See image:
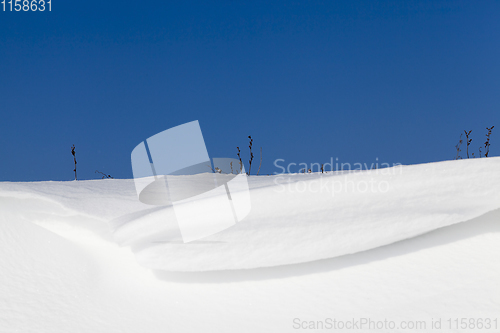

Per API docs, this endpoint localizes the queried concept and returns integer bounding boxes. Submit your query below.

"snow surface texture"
[1,158,499,332]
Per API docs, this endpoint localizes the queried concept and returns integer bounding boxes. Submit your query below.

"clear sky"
[1,0,499,181]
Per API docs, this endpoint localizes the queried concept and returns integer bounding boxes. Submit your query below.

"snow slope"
[1,158,499,332]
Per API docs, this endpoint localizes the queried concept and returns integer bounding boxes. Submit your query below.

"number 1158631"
[2,0,51,11]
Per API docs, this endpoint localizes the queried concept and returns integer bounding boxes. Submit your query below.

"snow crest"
[2,158,499,272]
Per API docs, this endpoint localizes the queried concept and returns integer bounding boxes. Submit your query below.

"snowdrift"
[1,158,499,332]
[2,158,499,271]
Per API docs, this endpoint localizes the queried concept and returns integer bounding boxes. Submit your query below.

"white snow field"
[1,157,499,332]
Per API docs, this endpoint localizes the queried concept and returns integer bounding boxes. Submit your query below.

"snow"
[1,157,499,332]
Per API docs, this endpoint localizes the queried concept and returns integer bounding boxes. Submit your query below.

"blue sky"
[1,0,499,181]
